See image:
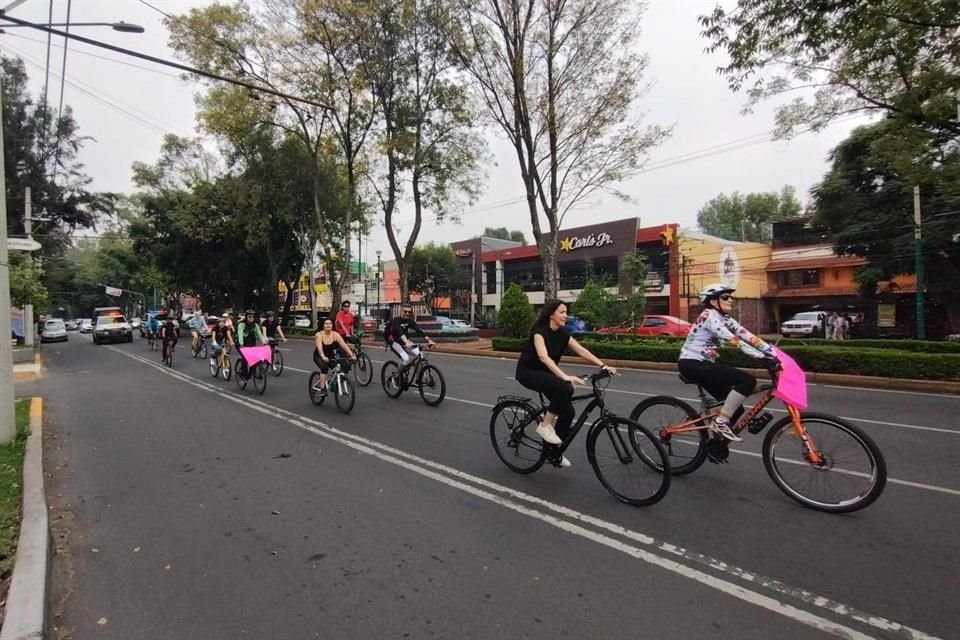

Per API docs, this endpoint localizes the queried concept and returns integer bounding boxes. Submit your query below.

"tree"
[483,227,526,244]
[697,186,801,242]
[9,252,47,310]
[406,243,467,312]
[619,251,648,329]
[496,283,535,337]
[452,0,669,300]
[573,280,617,328]
[811,120,960,332]
[700,0,960,141]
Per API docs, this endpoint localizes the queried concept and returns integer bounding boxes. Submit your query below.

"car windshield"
[45,320,64,328]
[792,312,821,321]
[97,316,127,326]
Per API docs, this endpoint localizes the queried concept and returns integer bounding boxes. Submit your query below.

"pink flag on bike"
[771,347,807,409]
[239,345,272,368]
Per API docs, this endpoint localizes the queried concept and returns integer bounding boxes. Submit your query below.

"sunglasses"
[719,294,733,301]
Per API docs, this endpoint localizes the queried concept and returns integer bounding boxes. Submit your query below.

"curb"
[1,397,49,640]
[428,346,960,395]
[13,354,41,382]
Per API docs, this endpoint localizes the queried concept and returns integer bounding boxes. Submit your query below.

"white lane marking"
[819,384,960,400]
[109,346,941,640]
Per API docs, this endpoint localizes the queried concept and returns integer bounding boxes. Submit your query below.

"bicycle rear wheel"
[381,361,403,398]
[353,352,373,386]
[489,400,546,474]
[630,396,708,475]
[308,372,326,406]
[417,364,446,406]
[587,417,671,507]
[334,375,356,414]
[253,362,268,395]
[762,412,886,513]
[271,348,284,376]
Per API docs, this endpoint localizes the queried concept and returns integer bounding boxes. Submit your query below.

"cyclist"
[261,310,287,343]
[312,317,357,396]
[335,300,361,349]
[515,299,614,468]
[235,309,267,378]
[385,304,435,368]
[211,316,235,362]
[187,311,206,351]
[678,283,779,442]
[146,314,160,341]
[159,315,179,362]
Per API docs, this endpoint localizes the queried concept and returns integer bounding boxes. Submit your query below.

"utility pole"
[0,74,15,442]
[914,186,926,340]
[23,186,34,347]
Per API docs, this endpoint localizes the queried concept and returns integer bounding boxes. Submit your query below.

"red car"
[597,315,691,337]
[359,315,378,332]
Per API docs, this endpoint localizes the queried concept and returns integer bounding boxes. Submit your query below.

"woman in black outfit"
[515,300,616,468]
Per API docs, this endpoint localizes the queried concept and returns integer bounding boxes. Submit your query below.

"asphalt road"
[25,335,960,640]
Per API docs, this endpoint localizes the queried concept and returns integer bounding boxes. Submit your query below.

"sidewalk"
[13,353,41,381]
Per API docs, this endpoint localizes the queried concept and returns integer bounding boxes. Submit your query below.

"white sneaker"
[558,455,572,468]
[536,423,563,445]
[709,417,743,442]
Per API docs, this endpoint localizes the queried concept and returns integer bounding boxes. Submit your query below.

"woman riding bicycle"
[313,318,357,396]
[515,299,615,468]
[679,283,779,442]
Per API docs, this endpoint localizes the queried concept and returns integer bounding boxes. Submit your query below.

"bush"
[496,284,535,338]
[572,280,616,327]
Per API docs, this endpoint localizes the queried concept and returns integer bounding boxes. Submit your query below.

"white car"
[450,319,470,328]
[41,318,68,343]
[293,315,311,328]
[781,311,826,338]
[78,319,93,334]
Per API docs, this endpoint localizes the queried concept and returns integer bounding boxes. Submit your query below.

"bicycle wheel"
[417,364,446,406]
[271,348,284,376]
[308,372,326,406]
[334,374,356,414]
[209,355,220,378]
[221,356,232,381]
[381,361,403,399]
[630,396,708,475]
[253,362,268,395]
[235,358,248,389]
[199,341,208,360]
[489,399,546,474]
[353,352,373,386]
[587,416,671,507]
[762,412,887,513]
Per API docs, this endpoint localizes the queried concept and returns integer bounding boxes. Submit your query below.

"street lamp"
[376,250,382,324]
[0,11,145,444]
[0,21,146,33]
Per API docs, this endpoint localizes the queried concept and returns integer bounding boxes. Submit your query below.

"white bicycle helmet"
[699,282,735,304]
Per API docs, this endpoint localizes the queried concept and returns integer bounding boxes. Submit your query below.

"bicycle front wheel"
[381,361,403,398]
[587,417,671,507]
[253,362,268,395]
[271,348,284,376]
[489,400,546,474]
[762,412,886,513]
[209,356,220,378]
[334,375,356,414]
[308,372,326,406]
[353,352,373,386]
[630,396,708,475]
[417,364,446,406]
[199,341,208,359]
[235,358,248,389]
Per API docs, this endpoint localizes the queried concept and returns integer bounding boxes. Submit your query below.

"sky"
[0,0,874,263]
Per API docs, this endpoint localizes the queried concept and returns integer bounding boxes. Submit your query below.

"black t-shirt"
[161,320,178,341]
[214,326,232,344]
[517,325,570,372]
[263,319,280,338]
[387,317,424,343]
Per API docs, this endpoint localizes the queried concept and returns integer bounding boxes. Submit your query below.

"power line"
[50,0,71,183]
[3,31,183,78]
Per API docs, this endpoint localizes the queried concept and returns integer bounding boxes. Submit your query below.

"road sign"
[7,237,41,251]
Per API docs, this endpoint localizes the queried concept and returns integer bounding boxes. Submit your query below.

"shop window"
[779,269,820,288]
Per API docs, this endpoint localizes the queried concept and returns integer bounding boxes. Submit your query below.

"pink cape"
[239,345,273,367]
[771,346,807,410]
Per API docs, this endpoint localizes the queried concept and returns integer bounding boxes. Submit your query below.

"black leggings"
[515,366,576,438]
[678,358,756,404]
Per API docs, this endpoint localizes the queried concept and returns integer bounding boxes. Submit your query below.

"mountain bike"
[381,345,445,406]
[350,336,373,386]
[268,338,284,376]
[191,333,208,359]
[208,343,232,381]
[162,340,175,368]
[308,358,356,414]
[147,330,158,352]
[629,357,886,513]
[235,345,270,395]
[490,369,671,507]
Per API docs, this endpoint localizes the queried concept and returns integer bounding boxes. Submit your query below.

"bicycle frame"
[519,377,615,456]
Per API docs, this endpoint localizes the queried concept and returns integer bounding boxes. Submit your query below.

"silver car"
[41,318,69,343]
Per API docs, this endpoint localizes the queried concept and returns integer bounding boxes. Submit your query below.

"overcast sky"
[2,0,873,262]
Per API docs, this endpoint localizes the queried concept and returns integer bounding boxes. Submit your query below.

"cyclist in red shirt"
[335,300,361,349]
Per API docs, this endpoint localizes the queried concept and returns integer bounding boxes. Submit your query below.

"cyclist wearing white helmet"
[678,283,779,441]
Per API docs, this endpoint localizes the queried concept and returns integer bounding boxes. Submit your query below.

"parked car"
[436,316,473,333]
[64,319,79,331]
[93,315,134,344]
[450,319,470,328]
[359,315,377,332]
[597,315,692,337]
[293,315,311,328]
[780,311,826,338]
[40,318,68,343]
[78,318,93,334]
[129,317,142,331]
[564,315,589,334]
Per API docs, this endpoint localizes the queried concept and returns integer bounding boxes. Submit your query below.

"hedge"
[491,337,960,381]
[573,332,960,353]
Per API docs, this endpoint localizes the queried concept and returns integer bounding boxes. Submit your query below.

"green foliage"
[573,281,618,327]
[496,284,535,338]
[1,400,30,577]
[700,0,960,142]
[406,243,467,310]
[9,252,47,309]
[484,227,526,245]
[619,251,648,327]
[697,186,801,242]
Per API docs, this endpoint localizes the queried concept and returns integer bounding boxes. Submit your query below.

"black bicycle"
[381,345,446,406]
[268,338,284,376]
[490,370,671,507]
[191,334,208,359]
[235,350,269,395]
[350,336,373,387]
[162,341,175,368]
